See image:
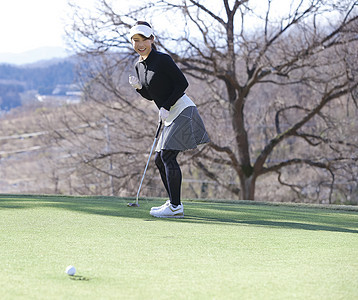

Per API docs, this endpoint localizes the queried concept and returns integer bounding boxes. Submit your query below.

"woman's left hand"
[159,107,170,121]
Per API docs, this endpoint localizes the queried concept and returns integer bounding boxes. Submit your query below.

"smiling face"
[131,34,154,60]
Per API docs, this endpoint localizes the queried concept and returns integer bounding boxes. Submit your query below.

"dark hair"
[134,21,157,50]
[135,21,152,28]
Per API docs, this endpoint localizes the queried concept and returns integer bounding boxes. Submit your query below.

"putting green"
[0,195,357,299]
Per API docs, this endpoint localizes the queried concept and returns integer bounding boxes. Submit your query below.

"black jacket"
[135,49,188,110]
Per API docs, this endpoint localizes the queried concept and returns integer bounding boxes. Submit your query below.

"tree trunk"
[228,84,255,200]
[240,175,256,200]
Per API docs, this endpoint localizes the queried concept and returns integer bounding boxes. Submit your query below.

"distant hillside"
[0,58,77,111]
[0,47,70,65]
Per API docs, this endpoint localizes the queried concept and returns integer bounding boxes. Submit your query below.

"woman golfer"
[129,21,210,218]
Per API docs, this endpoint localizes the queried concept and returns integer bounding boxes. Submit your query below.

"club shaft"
[136,137,158,204]
[135,121,162,205]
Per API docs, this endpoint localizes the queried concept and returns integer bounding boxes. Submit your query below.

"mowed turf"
[0,195,357,299]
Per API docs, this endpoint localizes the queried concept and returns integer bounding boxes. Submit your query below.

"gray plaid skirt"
[156,106,210,152]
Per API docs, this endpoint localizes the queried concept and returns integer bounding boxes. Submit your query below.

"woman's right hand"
[129,75,142,90]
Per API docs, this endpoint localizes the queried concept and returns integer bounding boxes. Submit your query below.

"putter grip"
[155,121,163,138]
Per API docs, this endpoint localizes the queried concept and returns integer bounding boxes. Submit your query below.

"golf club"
[128,120,163,207]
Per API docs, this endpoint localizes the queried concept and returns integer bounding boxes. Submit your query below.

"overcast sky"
[0,0,298,54]
[0,0,65,53]
[0,0,95,53]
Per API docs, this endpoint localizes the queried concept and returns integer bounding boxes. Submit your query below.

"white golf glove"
[129,75,142,90]
[159,107,170,122]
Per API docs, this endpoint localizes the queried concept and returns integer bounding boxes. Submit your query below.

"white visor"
[128,25,154,40]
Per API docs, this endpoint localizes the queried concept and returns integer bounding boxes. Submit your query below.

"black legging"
[154,150,182,206]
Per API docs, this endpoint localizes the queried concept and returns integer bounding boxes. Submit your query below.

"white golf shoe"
[150,203,184,218]
[150,200,170,212]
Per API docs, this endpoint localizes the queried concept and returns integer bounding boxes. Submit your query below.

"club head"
[127,202,139,207]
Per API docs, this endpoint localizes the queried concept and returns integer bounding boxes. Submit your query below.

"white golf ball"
[65,265,76,276]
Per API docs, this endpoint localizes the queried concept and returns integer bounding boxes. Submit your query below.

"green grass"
[0,194,357,299]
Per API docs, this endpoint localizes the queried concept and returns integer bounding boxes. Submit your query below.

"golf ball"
[65,265,76,276]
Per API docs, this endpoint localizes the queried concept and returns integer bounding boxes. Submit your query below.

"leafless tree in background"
[63,0,358,203]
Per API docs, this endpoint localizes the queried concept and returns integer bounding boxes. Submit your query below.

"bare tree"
[65,0,358,202]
